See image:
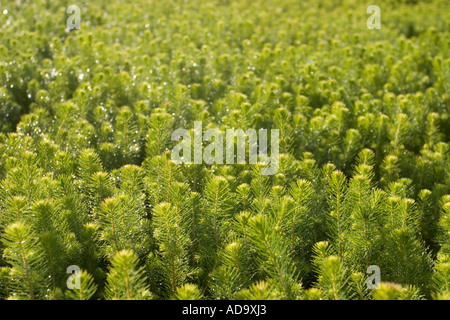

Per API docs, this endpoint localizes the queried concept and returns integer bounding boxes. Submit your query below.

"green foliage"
[2,222,49,300]
[146,111,175,159]
[234,281,281,300]
[311,241,352,300]
[149,202,195,297]
[0,0,449,300]
[174,283,203,300]
[372,282,423,300]
[104,250,151,300]
[65,270,98,300]
[247,214,301,299]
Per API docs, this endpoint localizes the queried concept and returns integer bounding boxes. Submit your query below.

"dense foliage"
[0,0,449,300]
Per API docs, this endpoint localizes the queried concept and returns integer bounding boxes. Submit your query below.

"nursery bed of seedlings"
[0,0,449,300]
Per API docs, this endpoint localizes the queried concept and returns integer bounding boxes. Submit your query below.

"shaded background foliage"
[0,0,449,299]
